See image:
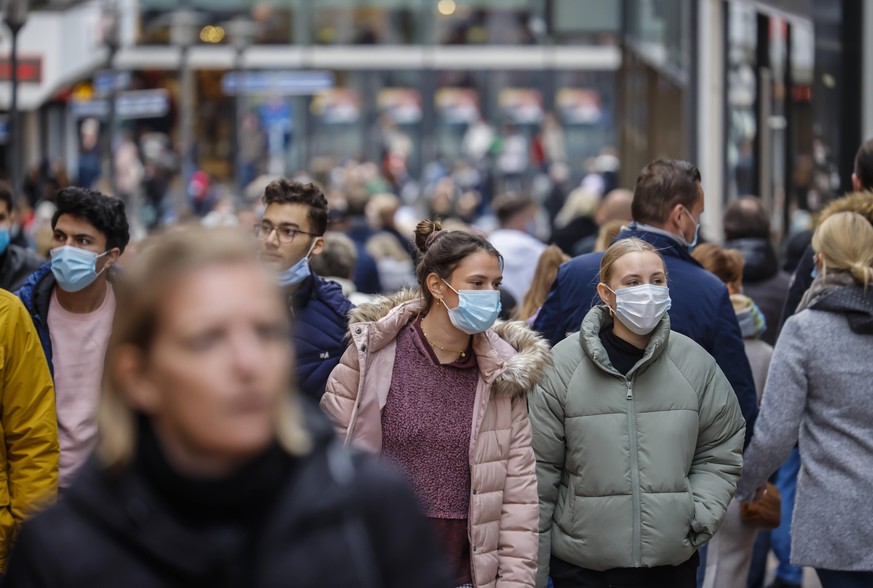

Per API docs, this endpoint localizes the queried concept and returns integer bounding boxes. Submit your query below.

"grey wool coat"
[738,281,873,572]
[529,307,745,587]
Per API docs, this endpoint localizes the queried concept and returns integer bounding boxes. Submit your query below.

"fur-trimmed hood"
[346,289,551,398]
[819,191,873,225]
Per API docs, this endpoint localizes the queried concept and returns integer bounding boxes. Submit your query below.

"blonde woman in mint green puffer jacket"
[529,238,745,588]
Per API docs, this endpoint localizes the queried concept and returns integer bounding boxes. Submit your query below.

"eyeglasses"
[253,223,318,244]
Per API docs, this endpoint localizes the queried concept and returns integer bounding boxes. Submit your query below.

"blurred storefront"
[114,0,623,185]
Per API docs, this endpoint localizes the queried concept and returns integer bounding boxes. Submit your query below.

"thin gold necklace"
[421,328,467,359]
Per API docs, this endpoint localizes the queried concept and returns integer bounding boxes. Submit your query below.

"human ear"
[103,247,122,269]
[310,236,325,257]
[596,282,613,307]
[852,173,862,193]
[425,272,445,301]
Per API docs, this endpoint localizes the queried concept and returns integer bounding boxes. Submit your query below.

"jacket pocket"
[555,476,575,533]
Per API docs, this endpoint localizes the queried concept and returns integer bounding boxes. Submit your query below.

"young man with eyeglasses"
[255,179,353,401]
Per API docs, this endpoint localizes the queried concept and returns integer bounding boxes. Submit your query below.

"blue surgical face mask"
[441,280,502,335]
[50,245,110,292]
[682,206,701,250]
[0,228,9,255]
[276,240,316,288]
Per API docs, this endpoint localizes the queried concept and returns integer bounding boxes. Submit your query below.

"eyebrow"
[55,230,97,240]
[621,272,665,279]
[466,274,502,281]
[261,220,301,229]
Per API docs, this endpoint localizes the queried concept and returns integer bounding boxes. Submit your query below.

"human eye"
[52,231,65,242]
[626,279,640,287]
[76,237,92,246]
[185,328,224,352]
[279,228,297,240]
[256,322,288,342]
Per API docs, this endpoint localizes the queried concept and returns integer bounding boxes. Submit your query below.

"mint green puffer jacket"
[529,306,744,586]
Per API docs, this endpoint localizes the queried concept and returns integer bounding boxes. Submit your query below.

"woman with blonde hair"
[323,219,549,588]
[738,211,873,588]
[515,245,570,324]
[6,228,451,588]
[530,237,745,588]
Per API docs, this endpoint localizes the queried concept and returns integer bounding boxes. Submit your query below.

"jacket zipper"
[626,379,642,567]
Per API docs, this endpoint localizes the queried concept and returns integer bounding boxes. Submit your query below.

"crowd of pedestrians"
[0,136,870,588]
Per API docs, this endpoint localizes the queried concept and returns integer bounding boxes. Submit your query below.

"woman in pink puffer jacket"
[322,219,549,588]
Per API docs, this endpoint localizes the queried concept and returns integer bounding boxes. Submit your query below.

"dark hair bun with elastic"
[414,219,443,254]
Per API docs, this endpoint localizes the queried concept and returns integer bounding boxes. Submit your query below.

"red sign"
[0,57,42,83]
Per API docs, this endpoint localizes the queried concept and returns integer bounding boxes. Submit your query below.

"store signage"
[70,89,169,119]
[0,57,42,83]
[222,71,334,96]
[94,70,131,96]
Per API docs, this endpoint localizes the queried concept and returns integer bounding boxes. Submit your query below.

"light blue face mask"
[441,280,502,335]
[50,245,109,293]
[276,240,316,288]
[0,228,9,255]
[682,206,701,250]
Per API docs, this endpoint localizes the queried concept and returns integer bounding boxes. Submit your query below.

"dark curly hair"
[51,187,130,253]
[262,179,329,236]
[413,219,503,308]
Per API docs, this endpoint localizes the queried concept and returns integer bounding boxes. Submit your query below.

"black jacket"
[5,405,451,588]
[0,245,43,292]
[724,238,790,346]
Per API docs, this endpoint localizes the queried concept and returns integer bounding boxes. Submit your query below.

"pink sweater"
[380,317,477,519]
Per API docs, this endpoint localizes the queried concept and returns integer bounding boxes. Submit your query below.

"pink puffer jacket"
[322,291,550,588]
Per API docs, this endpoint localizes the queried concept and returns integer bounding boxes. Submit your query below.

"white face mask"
[604,284,672,336]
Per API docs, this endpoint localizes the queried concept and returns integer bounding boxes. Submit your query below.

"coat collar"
[620,224,700,265]
[348,289,551,398]
[579,305,671,379]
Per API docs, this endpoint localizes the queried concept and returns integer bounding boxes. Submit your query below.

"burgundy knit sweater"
[381,316,478,583]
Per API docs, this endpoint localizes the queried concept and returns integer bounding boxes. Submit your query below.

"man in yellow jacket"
[0,288,58,572]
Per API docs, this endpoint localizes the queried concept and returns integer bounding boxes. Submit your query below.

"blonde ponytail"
[849,262,873,290]
[813,212,873,289]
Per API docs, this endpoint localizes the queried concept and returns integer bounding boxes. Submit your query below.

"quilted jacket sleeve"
[320,342,362,442]
[527,367,567,588]
[688,361,745,547]
[496,393,539,587]
[1,294,58,571]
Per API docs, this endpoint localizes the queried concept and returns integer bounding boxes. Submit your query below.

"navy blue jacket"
[534,226,758,446]
[291,273,354,402]
[16,263,58,375]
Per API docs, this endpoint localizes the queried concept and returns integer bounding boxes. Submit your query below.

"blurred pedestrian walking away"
[323,220,550,587]
[530,238,745,588]
[738,211,873,588]
[5,228,452,588]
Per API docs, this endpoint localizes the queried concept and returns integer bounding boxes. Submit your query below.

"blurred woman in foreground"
[6,228,450,588]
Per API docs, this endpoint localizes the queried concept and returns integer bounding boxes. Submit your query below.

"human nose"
[264,227,280,246]
[229,329,262,380]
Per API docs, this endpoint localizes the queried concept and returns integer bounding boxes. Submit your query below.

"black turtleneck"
[136,418,294,527]
[599,326,645,376]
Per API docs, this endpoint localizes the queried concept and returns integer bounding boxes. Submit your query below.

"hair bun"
[425,230,448,248]
[413,219,443,254]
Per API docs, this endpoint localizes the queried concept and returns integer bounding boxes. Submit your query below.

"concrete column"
[696,0,725,243]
